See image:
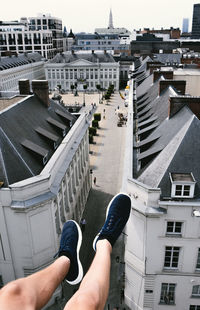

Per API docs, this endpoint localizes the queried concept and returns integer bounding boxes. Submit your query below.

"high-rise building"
[192,3,200,38]
[0,14,64,59]
[182,18,189,33]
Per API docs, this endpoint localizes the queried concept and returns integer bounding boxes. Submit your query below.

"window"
[170,173,196,198]
[164,246,180,269]
[160,283,176,304]
[196,249,200,270]
[166,222,182,236]
[190,306,200,310]
[175,184,190,196]
[192,285,200,297]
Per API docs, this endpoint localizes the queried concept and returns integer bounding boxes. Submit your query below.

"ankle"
[96,239,112,253]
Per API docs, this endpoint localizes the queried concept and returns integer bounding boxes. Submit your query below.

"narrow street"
[50,92,129,310]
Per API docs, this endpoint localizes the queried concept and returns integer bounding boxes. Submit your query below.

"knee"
[74,292,101,310]
[0,281,23,297]
[0,279,35,307]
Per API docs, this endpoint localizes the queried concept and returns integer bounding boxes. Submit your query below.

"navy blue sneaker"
[58,220,83,285]
[93,193,131,250]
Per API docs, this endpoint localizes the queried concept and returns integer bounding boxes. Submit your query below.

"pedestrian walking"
[94,176,96,186]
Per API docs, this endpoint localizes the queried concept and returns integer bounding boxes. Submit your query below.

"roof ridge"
[0,127,35,177]
[138,114,194,188]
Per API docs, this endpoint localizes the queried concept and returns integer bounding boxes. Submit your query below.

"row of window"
[47,69,118,81]
[48,73,117,80]
[49,80,117,91]
[160,283,200,306]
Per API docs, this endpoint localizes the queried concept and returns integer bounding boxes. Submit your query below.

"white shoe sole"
[66,220,83,285]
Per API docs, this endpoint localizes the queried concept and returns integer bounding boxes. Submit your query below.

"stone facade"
[0,99,91,307]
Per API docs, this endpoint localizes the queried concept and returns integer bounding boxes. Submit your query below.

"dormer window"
[170,173,196,199]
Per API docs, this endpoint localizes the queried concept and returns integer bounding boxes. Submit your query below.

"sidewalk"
[48,92,129,310]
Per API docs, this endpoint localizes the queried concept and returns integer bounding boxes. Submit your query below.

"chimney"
[153,70,173,83]
[148,63,162,74]
[32,80,50,107]
[18,79,30,95]
[169,96,200,119]
[159,80,186,95]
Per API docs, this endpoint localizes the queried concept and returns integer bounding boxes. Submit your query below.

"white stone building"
[45,50,120,91]
[0,80,91,306]
[0,14,64,59]
[0,53,45,92]
[122,64,200,310]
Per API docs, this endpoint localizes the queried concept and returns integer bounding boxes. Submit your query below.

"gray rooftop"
[0,53,43,71]
[48,50,116,64]
[133,56,200,199]
[0,95,77,187]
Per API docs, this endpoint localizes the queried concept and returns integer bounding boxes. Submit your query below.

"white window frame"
[190,306,200,310]
[170,173,196,198]
[166,221,182,236]
[196,249,200,270]
[160,283,176,305]
[192,285,200,297]
[164,246,180,269]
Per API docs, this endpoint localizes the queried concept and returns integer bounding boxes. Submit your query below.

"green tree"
[94,113,101,121]
[92,120,99,128]
[89,134,94,144]
[89,127,97,136]
[71,84,75,93]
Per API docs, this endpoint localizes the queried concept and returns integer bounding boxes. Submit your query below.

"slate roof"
[75,33,119,40]
[48,50,116,64]
[153,53,181,65]
[133,51,200,200]
[138,109,200,198]
[0,53,43,71]
[0,95,77,187]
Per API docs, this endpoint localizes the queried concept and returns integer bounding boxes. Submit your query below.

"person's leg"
[64,193,131,310]
[64,240,112,310]
[0,256,70,310]
[0,220,83,310]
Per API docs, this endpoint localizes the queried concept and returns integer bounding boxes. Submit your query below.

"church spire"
[108,8,114,29]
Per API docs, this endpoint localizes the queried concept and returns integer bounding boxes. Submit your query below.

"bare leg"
[0,256,70,310]
[64,239,112,310]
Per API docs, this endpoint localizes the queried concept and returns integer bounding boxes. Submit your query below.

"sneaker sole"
[93,192,130,251]
[66,220,83,285]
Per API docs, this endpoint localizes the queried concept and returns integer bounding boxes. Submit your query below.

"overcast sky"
[1,0,199,33]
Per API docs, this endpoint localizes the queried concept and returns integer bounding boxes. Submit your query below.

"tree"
[96,84,101,91]
[92,120,99,128]
[89,134,94,144]
[94,113,101,121]
[89,127,97,136]
[71,84,75,93]
[83,84,88,106]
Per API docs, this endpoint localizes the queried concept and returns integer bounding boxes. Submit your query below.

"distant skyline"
[1,0,199,33]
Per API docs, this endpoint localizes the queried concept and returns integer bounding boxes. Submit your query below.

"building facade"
[0,53,45,92]
[182,18,189,33]
[122,61,200,310]
[45,50,120,91]
[0,80,91,307]
[0,14,64,59]
[192,4,200,38]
